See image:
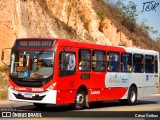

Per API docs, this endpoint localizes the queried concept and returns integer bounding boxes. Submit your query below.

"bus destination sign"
[15,40,55,48]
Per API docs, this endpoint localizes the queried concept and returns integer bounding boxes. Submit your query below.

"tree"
[120,1,138,31]
[140,19,153,35]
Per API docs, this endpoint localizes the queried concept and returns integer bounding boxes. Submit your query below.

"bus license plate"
[24,93,32,98]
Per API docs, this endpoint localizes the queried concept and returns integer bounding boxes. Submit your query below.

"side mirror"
[1,48,11,66]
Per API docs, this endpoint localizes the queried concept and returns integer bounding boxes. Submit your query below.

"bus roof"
[15,38,159,55]
[119,46,159,55]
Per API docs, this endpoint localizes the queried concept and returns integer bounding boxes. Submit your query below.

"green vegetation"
[83,19,89,31]
[119,41,127,46]
[140,19,153,35]
[0,66,9,74]
[92,0,160,52]
[68,0,72,3]
[97,8,105,21]
[68,6,72,15]
[119,1,138,32]
[0,90,7,100]
[103,0,138,32]
[0,66,9,100]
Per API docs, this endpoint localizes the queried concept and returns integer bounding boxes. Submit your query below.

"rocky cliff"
[0,0,143,66]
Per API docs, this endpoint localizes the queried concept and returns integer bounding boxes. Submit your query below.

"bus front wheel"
[127,86,137,105]
[73,90,86,110]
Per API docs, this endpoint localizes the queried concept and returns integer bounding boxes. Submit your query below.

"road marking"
[26,118,49,120]
[112,105,160,111]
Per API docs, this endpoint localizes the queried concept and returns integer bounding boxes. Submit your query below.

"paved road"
[0,94,160,112]
[0,94,160,111]
[0,94,160,119]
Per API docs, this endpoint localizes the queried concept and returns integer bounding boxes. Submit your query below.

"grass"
[68,6,71,15]
[68,0,72,3]
[0,66,9,74]
[0,90,8,100]
[97,8,105,21]
[0,66,9,100]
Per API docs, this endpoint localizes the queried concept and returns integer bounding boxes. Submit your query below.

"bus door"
[58,46,77,103]
[78,49,92,98]
[143,55,158,96]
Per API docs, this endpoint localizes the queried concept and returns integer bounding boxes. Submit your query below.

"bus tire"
[33,103,47,109]
[73,90,86,110]
[127,86,137,105]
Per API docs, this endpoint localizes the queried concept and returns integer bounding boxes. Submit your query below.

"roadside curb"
[0,100,15,104]
[150,94,160,96]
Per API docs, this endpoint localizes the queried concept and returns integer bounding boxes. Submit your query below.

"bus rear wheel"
[33,103,47,109]
[127,86,137,105]
[72,90,86,110]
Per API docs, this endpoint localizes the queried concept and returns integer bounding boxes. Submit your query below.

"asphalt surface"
[0,94,160,111]
[0,94,160,119]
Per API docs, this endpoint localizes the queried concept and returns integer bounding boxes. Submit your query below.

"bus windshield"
[10,50,54,79]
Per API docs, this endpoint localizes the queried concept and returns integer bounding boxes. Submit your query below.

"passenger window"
[59,52,76,76]
[79,49,91,71]
[155,56,158,73]
[92,50,106,72]
[107,52,120,72]
[133,54,144,73]
[121,53,132,72]
[145,55,154,73]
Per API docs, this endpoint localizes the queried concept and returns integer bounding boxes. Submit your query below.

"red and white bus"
[1,38,159,109]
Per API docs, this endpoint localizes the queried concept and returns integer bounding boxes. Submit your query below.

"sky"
[105,0,160,40]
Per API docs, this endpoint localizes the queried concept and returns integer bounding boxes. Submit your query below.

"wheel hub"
[130,91,136,102]
[76,94,84,104]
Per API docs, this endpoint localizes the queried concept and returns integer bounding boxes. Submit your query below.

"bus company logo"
[2,112,11,117]
[108,74,120,84]
[146,75,149,81]
[1,112,42,118]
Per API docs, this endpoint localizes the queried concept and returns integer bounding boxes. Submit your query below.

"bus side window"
[145,55,154,73]
[121,53,132,72]
[133,54,144,73]
[79,49,91,71]
[155,56,158,73]
[59,52,76,76]
[92,50,106,72]
[107,52,120,72]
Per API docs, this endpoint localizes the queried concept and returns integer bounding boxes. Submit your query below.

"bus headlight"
[8,83,13,89]
[46,83,56,91]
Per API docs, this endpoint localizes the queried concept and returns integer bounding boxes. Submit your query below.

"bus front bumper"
[8,87,57,104]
